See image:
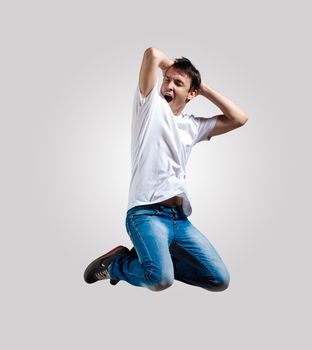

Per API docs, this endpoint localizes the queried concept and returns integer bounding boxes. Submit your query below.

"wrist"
[199,82,209,96]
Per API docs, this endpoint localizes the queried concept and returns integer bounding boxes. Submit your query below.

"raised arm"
[198,81,248,137]
[139,47,174,97]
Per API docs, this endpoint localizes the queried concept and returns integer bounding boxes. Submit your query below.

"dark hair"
[170,57,201,92]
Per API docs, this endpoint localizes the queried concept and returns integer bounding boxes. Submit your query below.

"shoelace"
[95,269,110,280]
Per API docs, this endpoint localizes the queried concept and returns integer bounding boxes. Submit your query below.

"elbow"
[237,113,248,126]
[144,47,159,62]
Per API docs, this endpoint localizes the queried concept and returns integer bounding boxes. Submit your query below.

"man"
[84,47,248,292]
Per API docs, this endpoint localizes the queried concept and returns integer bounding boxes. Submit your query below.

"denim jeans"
[109,203,230,292]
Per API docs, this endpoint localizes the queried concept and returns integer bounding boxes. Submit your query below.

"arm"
[139,47,174,97]
[198,81,248,137]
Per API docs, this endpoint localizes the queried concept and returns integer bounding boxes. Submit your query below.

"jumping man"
[84,47,248,292]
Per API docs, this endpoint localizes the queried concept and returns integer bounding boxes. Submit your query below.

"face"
[160,67,197,115]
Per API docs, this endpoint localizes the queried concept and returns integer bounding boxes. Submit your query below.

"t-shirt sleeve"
[193,115,218,144]
[133,81,159,111]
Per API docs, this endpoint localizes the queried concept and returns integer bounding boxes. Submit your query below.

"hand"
[160,58,174,74]
[198,80,208,96]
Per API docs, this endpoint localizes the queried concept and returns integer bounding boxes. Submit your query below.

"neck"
[171,105,184,116]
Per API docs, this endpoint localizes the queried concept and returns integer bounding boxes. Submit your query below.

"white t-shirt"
[127,81,217,217]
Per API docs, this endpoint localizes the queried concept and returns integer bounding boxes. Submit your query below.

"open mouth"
[164,94,173,103]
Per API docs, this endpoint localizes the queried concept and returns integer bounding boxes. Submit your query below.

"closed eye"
[175,80,184,87]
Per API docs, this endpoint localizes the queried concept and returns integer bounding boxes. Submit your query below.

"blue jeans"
[109,203,230,292]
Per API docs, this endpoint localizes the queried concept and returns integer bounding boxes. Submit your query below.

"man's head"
[161,57,201,115]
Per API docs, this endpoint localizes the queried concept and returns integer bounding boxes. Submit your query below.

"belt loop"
[154,203,160,215]
[171,207,176,219]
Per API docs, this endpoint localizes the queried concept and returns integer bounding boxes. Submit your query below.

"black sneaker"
[110,246,138,286]
[84,245,129,284]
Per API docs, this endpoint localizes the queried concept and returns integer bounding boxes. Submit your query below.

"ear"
[186,89,198,102]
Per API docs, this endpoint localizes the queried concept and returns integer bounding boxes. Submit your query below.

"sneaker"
[84,245,129,284]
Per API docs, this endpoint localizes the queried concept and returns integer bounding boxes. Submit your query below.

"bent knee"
[209,279,230,292]
[146,272,174,292]
[205,271,230,292]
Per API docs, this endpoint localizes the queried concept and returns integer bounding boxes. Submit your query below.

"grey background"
[1,0,311,349]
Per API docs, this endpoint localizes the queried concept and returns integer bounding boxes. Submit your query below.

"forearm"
[199,82,248,124]
[139,48,174,97]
